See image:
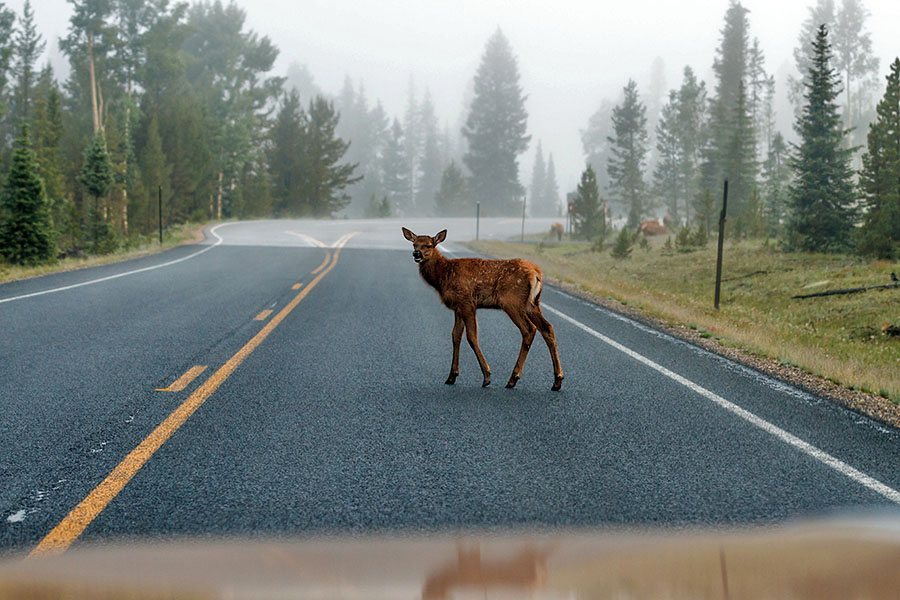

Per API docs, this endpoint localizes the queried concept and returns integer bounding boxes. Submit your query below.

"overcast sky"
[11,0,900,195]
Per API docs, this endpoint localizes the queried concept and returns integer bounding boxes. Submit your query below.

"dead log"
[792,282,900,299]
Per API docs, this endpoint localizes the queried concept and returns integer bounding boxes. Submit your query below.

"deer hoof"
[505,376,519,389]
[445,374,457,385]
[482,377,491,388]
[551,375,564,391]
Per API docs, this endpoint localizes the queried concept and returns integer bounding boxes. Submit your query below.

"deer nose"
[413,250,422,258]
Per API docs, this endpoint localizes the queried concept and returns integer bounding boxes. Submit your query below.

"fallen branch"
[792,282,900,299]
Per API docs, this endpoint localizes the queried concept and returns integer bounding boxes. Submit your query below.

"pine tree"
[9,0,45,127]
[542,154,560,217]
[581,98,614,195]
[675,67,707,224]
[573,165,604,241]
[654,91,681,222]
[0,124,55,264]
[707,1,756,221]
[434,161,469,217]
[790,0,836,118]
[79,131,117,253]
[462,28,530,215]
[268,90,306,216]
[303,96,360,217]
[529,141,545,216]
[381,118,407,215]
[607,79,648,227]
[787,25,857,253]
[31,66,70,244]
[761,132,791,237]
[136,113,170,231]
[610,227,632,259]
[833,0,879,144]
[416,89,444,214]
[856,58,900,258]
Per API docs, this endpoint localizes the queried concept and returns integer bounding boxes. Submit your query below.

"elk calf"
[402,227,563,391]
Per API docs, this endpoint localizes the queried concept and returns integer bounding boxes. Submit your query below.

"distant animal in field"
[638,218,667,236]
[402,227,564,391]
[892,272,898,283]
[550,222,564,241]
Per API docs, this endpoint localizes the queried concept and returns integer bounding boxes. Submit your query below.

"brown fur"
[402,227,564,390]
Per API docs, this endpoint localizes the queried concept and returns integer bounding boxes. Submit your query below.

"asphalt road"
[2,218,899,557]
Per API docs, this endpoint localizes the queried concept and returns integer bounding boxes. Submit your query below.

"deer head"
[402,227,447,263]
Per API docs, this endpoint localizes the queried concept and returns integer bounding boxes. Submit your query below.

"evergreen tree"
[268,90,306,215]
[790,0,836,117]
[401,79,421,214]
[462,28,530,215]
[303,96,360,217]
[381,118,407,215]
[761,132,791,236]
[833,0,880,149]
[610,226,633,259]
[581,98,614,195]
[10,0,45,126]
[529,141,545,216]
[416,89,444,214]
[0,3,15,142]
[787,25,857,252]
[607,79,648,227]
[79,131,117,253]
[675,66,707,224]
[856,58,900,258]
[541,153,560,217]
[654,91,681,222]
[434,161,469,217]
[0,124,55,264]
[707,1,756,221]
[136,112,169,231]
[31,66,71,245]
[573,165,604,241]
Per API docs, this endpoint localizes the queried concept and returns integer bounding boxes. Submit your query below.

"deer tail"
[528,272,542,306]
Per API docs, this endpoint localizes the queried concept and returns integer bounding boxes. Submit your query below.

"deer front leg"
[446,312,464,384]
[461,308,491,387]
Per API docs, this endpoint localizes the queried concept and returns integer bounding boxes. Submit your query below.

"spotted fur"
[402,227,564,390]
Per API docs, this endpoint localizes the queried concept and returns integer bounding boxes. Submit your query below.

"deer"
[402,227,563,391]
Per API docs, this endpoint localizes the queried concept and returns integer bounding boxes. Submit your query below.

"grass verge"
[468,235,900,426]
[0,221,214,285]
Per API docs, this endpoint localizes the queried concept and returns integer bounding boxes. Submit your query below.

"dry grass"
[0,221,213,285]
[468,235,900,404]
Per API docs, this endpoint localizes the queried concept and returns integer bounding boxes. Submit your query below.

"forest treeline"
[574,0,900,259]
[1,0,898,266]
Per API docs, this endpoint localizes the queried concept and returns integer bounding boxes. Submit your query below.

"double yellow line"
[29,247,343,557]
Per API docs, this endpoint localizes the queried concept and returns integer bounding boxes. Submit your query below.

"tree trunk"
[216,171,223,220]
[87,34,100,134]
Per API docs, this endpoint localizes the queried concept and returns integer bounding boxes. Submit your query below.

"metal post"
[714,180,728,311]
[521,193,526,243]
[476,201,480,240]
[158,185,163,246]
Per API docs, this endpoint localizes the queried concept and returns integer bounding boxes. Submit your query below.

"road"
[2,217,899,557]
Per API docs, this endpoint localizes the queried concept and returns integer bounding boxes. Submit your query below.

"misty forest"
[1,0,899,266]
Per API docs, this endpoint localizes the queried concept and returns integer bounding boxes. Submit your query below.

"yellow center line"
[310,251,330,275]
[154,366,207,392]
[29,249,340,558]
[253,309,274,321]
[291,283,302,290]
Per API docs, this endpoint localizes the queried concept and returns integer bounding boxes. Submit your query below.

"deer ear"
[433,230,447,245]
[402,227,417,242]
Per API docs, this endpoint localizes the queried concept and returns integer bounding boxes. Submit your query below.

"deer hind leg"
[446,312,464,385]
[503,306,536,389]
[460,307,491,387]
[527,305,564,391]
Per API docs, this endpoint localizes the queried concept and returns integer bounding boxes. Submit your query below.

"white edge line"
[542,302,900,506]
[0,223,233,305]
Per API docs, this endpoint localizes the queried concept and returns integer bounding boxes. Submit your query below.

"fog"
[15,0,900,194]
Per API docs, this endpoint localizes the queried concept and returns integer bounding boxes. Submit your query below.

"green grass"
[0,221,213,285]
[468,235,900,404]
